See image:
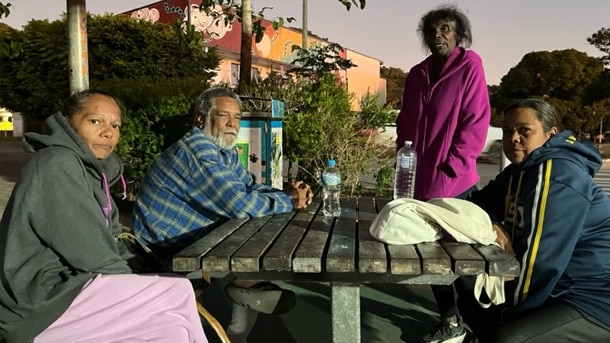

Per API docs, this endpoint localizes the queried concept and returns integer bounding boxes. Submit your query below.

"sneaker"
[420,316,466,343]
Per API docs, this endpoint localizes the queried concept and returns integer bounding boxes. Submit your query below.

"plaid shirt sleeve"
[133,128,293,249]
[187,135,293,218]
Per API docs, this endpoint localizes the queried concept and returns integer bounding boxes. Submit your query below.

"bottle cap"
[327,159,336,167]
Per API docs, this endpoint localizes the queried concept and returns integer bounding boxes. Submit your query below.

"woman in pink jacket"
[395,5,491,343]
[396,4,491,201]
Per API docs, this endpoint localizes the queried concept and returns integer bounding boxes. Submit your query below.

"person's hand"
[493,223,515,256]
[285,180,313,209]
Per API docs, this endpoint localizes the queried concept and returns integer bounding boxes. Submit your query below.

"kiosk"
[236,98,285,189]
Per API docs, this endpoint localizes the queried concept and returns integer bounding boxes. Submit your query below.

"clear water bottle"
[394,140,417,199]
[322,159,341,217]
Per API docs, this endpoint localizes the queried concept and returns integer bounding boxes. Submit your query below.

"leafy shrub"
[101,76,208,197]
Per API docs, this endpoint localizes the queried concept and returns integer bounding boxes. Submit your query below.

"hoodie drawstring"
[120,175,127,200]
[101,173,112,227]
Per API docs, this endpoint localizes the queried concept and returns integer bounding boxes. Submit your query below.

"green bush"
[102,76,208,197]
[240,73,395,197]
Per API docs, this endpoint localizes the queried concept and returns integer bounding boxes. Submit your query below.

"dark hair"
[503,98,561,131]
[417,4,473,53]
[62,89,123,118]
[193,87,242,125]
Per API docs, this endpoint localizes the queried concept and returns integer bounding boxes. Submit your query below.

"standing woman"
[395,4,491,342]
[0,90,208,343]
[396,3,490,201]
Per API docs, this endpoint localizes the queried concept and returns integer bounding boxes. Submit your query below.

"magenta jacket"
[396,47,490,200]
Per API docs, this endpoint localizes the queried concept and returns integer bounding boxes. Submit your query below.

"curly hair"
[417,4,473,54]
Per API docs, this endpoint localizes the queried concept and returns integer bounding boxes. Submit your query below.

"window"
[231,63,239,86]
[251,67,260,82]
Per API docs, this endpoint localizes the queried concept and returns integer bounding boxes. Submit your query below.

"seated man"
[132,87,312,342]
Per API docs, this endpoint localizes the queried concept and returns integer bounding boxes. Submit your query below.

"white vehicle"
[479,126,503,164]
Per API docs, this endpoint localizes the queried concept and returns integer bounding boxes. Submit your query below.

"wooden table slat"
[326,198,358,273]
[375,197,392,210]
[200,216,271,272]
[262,201,321,271]
[357,198,387,274]
[387,244,421,275]
[293,206,333,273]
[231,212,295,272]
[417,241,453,275]
[441,241,486,275]
[475,244,521,277]
[172,217,249,272]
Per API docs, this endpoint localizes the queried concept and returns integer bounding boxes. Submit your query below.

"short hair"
[417,4,473,53]
[503,98,561,131]
[62,89,123,118]
[193,87,242,125]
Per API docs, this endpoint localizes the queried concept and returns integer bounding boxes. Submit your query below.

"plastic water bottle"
[322,159,341,217]
[394,140,417,199]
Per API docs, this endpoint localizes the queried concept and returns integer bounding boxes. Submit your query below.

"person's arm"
[283,180,313,209]
[395,69,419,150]
[442,54,491,177]
[468,166,513,223]
[30,151,129,274]
[468,166,516,253]
[187,145,294,217]
[507,160,588,312]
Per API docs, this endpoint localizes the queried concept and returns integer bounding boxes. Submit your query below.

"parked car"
[478,126,503,164]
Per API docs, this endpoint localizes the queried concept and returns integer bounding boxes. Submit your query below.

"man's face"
[424,19,459,58]
[502,107,556,165]
[204,96,242,149]
[68,94,122,159]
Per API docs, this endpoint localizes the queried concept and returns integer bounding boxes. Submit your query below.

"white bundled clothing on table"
[369,197,506,308]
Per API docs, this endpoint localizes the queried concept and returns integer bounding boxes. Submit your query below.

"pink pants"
[35,274,209,343]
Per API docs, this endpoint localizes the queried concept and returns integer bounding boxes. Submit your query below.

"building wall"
[124,0,386,109]
[345,50,387,110]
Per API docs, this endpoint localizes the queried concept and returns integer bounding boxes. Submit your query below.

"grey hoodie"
[0,112,132,343]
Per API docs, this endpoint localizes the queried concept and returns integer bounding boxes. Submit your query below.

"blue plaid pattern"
[132,127,292,250]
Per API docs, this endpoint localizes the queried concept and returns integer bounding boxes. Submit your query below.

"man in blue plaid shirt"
[132,87,313,342]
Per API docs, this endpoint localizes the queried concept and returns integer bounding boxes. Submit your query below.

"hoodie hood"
[23,112,124,185]
[524,130,602,177]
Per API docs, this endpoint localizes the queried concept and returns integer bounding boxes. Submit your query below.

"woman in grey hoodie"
[0,90,208,343]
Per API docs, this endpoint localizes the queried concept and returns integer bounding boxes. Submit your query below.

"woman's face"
[502,107,556,165]
[68,94,122,159]
[424,19,459,58]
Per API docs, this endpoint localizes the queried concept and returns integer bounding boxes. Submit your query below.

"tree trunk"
[239,0,253,90]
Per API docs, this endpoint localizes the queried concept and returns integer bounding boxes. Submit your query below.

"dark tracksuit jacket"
[469,131,610,328]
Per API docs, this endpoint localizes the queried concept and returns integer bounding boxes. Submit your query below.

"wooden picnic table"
[173,197,520,343]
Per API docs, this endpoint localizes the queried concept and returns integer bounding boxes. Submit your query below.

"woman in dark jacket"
[462,98,610,342]
[0,90,208,343]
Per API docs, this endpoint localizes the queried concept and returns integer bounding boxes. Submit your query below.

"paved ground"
[1,138,512,342]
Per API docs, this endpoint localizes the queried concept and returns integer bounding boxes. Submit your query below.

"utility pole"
[67,0,89,94]
[302,0,308,49]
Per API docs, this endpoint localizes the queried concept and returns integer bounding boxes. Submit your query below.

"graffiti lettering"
[163,2,185,18]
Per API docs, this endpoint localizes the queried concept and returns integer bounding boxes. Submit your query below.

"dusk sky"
[2,0,609,85]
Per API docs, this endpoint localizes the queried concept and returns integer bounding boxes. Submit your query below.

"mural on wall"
[124,1,345,66]
[130,7,160,23]
[181,3,233,42]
